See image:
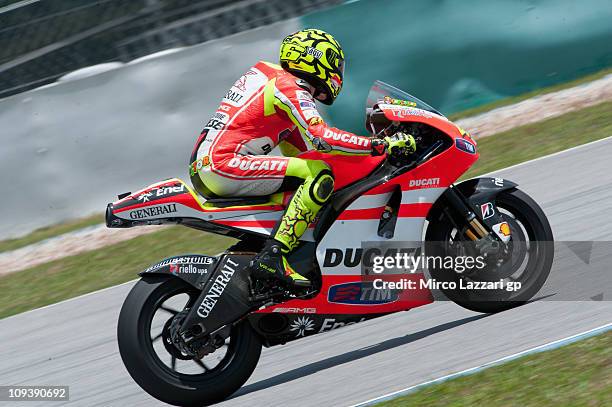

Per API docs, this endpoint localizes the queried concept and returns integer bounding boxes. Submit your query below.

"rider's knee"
[309,169,334,205]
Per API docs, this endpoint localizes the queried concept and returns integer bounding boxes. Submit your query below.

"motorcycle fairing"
[179,254,254,337]
[254,149,476,316]
[248,312,382,346]
[258,274,433,315]
[105,178,294,238]
[314,128,478,276]
[252,108,478,316]
[109,90,481,324]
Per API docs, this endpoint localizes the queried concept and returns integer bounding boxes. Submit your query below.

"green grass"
[0,213,104,253]
[377,331,612,407]
[0,227,233,318]
[464,101,612,178]
[449,67,612,121]
[0,102,611,318]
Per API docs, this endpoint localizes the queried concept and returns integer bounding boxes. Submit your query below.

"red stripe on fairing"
[114,194,203,214]
[115,193,284,214]
[337,207,385,220]
[337,203,432,220]
[398,203,432,217]
[202,204,284,212]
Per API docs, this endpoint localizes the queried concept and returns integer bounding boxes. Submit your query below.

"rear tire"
[117,276,262,406]
[426,188,554,313]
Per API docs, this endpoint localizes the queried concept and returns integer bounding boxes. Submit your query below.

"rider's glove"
[371,132,416,156]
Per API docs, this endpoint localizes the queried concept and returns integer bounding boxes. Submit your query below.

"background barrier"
[305,0,612,129]
[0,21,297,238]
[1,0,611,238]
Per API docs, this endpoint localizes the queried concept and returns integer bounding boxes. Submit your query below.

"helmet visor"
[338,57,345,76]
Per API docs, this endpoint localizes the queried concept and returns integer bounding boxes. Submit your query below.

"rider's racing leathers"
[190,61,372,255]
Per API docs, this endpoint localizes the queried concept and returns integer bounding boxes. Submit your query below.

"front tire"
[117,276,262,406]
[426,188,554,313]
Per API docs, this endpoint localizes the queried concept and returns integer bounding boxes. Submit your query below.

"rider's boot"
[250,239,312,288]
[250,162,335,291]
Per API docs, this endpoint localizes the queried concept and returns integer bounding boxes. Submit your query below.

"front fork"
[443,186,504,254]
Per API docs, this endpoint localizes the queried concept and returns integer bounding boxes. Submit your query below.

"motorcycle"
[108,81,554,406]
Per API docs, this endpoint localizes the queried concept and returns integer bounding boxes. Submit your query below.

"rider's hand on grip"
[386,132,416,157]
[371,132,416,157]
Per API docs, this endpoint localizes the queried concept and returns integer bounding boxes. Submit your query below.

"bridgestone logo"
[144,255,214,273]
[197,258,239,318]
[129,203,177,219]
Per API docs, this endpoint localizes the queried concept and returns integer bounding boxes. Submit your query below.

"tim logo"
[328,282,399,305]
[169,264,178,275]
[456,138,476,154]
[330,283,361,301]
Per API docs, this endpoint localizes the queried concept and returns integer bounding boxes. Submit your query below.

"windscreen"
[366,80,444,117]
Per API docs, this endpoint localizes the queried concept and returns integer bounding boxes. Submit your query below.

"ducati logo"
[227,157,286,172]
[408,178,440,188]
[323,129,369,147]
[323,247,419,268]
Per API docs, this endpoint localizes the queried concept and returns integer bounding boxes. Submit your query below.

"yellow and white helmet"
[279,29,345,105]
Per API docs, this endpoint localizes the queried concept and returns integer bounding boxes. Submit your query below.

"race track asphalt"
[1,137,611,407]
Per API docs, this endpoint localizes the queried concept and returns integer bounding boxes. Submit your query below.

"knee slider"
[309,170,334,205]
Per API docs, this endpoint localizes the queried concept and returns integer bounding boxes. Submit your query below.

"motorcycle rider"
[190,29,416,290]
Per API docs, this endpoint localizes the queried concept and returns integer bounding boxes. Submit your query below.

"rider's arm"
[272,79,372,155]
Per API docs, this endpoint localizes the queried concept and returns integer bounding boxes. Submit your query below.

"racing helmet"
[279,29,345,105]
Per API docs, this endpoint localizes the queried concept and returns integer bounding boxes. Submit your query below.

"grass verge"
[0,102,611,318]
[376,330,612,407]
[449,67,612,120]
[0,227,233,318]
[0,213,104,253]
[463,101,612,178]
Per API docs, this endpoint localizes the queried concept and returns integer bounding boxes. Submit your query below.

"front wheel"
[117,276,262,406]
[426,188,554,313]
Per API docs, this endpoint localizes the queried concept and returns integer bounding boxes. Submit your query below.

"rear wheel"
[117,276,262,406]
[426,188,554,313]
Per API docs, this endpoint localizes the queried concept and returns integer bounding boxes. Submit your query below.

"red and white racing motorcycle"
[108,81,553,406]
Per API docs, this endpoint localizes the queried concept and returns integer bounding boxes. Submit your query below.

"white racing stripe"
[400,187,446,205]
[346,193,393,210]
[347,187,446,210]
[350,323,612,407]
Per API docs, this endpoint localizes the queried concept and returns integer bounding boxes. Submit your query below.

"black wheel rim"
[442,197,544,300]
[141,282,239,381]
